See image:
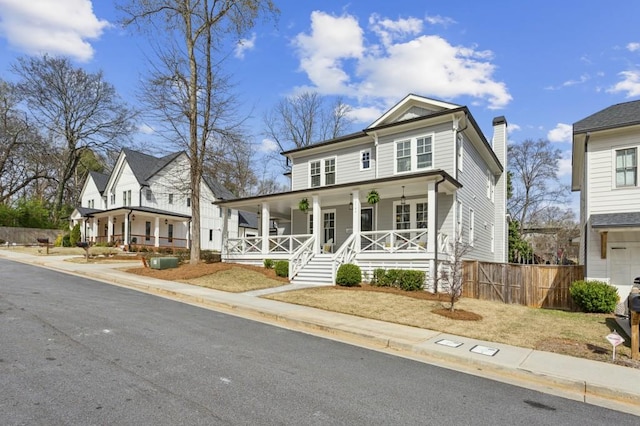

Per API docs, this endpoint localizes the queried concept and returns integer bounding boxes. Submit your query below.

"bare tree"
[0,79,54,205]
[119,0,278,264]
[263,91,354,168]
[12,55,136,221]
[507,139,569,232]
[439,238,472,312]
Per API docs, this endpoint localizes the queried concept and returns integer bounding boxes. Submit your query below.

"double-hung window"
[396,140,411,172]
[310,161,321,187]
[395,134,434,173]
[122,190,131,206]
[416,202,428,228]
[361,149,371,170]
[616,148,637,187]
[309,157,336,187]
[325,158,335,185]
[416,136,432,169]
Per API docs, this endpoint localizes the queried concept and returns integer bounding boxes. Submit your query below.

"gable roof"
[88,171,110,194]
[202,175,236,200]
[573,99,640,134]
[122,148,183,185]
[369,94,461,128]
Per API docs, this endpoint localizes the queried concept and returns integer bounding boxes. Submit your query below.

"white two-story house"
[70,148,239,252]
[217,94,508,288]
[572,99,640,311]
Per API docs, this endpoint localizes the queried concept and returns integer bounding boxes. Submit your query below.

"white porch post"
[154,217,160,247]
[352,189,361,252]
[92,219,98,243]
[124,214,130,245]
[426,181,437,288]
[312,195,321,254]
[221,207,228,256]
[108,216,114,243]
[261,202,270,254]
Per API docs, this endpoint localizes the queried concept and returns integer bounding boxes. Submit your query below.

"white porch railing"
[331,233,357,284]
[226,234,313,255]
[289,236,316,279]
[360,229,450,254]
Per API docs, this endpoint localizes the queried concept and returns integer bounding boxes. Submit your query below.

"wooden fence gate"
[461,261,584,309]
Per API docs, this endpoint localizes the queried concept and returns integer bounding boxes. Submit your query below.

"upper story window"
[168,193,174,204]
[145,188,152,202]
[325,158,335,185]
[361,149,371,170]
[87,199,94,209]
[394,134,434,174]
[469,208,475,246]
[122,190,131,206]
[309,157,336,188]
[457,134,464,172]
[616,148,637,187]
[187,197,191,207]
[110,193,115,205]
[486,171,495,201]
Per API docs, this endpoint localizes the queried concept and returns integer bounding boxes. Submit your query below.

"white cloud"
[557,150,572,177]
[293,11,511,110]
[0,0,109,62]
[235,33,256,59]
[260,138,279,153]
[138,123,155,135]
[608,70,640,97]
[369,14,422,47]
[627,42,640,52]
[545,74,590,90]
[425,14,456,27]
[347,105,384,124]
[507,123,521,135]
[547,123,572,143]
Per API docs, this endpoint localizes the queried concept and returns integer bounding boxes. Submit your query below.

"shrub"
[61,234,71,247]
[382,269,401,287]
[336,263,362,286]
[371,268,386,286]
[274,260,289,277]
[570,280,619,313]
[398,270,425,291]
[264,259,275,269]
[70,223,81,246]
[201,250,220,263]
[54,234,64,247]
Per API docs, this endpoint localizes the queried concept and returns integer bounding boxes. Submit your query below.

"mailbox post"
[630,293,640,361]
[76,242,90,261]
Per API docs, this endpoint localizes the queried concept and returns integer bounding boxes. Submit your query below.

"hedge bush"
[274,260,289,277]
[398,270,425,291]
[570,280,619,313]
[336,263,362,286]
[70,224,81,246]
[371,268,386,286]
[264,259,274,269]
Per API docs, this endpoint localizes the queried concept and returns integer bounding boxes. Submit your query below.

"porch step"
[291,254,334,285]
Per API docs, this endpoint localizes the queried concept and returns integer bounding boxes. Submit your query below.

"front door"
[361,207,373,232]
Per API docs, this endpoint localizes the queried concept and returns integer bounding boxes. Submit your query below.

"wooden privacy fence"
[461,261,584,310]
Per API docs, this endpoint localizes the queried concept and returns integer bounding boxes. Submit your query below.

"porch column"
[108,216,114,243]
[261,202,270,254]
[92,219,98,243]
[124,214,130,245]
[154,217,160,247]
[312,195,321,254]
[221,207,228,256]
[352,189,361,252]
[427,181,437,253]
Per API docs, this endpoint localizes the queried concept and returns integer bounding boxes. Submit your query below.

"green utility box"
[149,256,179,270]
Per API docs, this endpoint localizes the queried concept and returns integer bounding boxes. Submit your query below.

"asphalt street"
[1,259,638,425]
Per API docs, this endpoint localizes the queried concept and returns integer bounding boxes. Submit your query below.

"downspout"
[583,132,590,270]
[372,131,379,179]
[433,175,446,293]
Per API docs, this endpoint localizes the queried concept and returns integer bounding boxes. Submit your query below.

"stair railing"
[289,236,316,279]
[331,233,357,284]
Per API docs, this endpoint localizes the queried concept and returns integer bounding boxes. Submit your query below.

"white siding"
[290,141,376,190]
[457,136,499,261]
[80,177,102,209]
[107,162,139,209]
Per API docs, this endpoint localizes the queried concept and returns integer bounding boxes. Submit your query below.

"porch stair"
[291,254,334,285]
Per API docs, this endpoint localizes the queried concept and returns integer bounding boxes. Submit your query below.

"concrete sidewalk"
[1,249,639,415]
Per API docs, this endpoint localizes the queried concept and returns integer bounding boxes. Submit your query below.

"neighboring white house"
[216,94,508,288]
[572,99,640,312]
[70,148,239,252]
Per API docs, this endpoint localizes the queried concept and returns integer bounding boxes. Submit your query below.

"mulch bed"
[126,261,290,283]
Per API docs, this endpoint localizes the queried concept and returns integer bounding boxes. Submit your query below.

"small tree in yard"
[439,238,472,312]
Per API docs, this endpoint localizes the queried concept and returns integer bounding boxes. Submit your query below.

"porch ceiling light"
[164,219,168,225]
[401,186,406,205]
[131,214,135,221]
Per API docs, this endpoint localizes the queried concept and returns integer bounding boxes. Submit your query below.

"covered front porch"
[218,172,460,285]
[71,207,191,250]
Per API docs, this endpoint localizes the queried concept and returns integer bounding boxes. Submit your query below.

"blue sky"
[1,1,640,208]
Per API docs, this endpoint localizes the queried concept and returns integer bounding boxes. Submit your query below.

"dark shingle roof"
[238,211,258,229]
[202,175,236,200]
[574,100,640,134]
[75,207,104,217]
[89,171,110,193]
[591,212,640,228]
[123,148,183,185]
